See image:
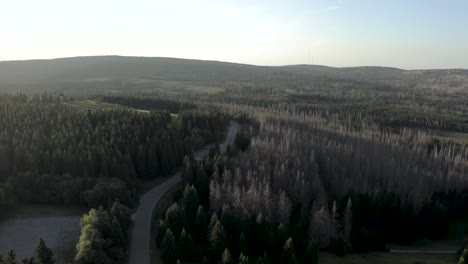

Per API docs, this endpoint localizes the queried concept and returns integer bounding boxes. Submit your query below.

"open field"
[64,99,150,113]
[154,80,224,95]
[0,205,86,263]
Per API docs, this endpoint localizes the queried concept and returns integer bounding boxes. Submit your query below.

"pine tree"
[238,253,249,264]
[288,254,298,264]
[459,248,468,264]
[5,250,17,264]
[344,198,353,244]
[157,220,168,247]
[310,207,334,248]
[178,228,197,262]
[221,248,231,264]
[281,238,295,264]
[209,221,227,254]
[238,233,248,256]
[181,185,200,227]
[306,241,319,264]
[207,212,219,235]
[21,257,35,264]
[110,199,131,230]
[35,238,54,264]
[161,229,178,264]
[164,203,187,238]
[194,205,207,243]
[331,200,340,238]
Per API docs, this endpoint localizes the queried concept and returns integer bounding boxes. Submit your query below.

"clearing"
[0,205,86,263]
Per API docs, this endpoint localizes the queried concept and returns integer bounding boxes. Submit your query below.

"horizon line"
[1,55,467,71]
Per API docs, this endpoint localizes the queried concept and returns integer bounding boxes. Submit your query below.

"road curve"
[128,121,238,264]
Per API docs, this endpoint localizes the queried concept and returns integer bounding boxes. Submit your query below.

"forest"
[0,94,228,263]
[1,57,468,264]
[156,105,468,263]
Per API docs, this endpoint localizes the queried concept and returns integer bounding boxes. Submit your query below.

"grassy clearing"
[64,99,150,113]
[319,251,457,264]
[0,205,86,264]
[434,130,468,145]
[155,80,224,94]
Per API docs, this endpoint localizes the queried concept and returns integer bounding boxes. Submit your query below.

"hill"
[1,56,467,95]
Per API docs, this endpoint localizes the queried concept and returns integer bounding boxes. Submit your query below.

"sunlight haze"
[1,0,467,69]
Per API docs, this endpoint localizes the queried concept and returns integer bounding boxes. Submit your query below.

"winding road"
[128,121,238,264]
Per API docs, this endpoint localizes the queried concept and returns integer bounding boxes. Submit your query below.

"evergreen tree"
[288,254,298,264]
[281,238,295,264]
[305,241,319,264]
[209,221,227,254]
[164,203,187,238]
[161,229,178,264]
[178,228,197,262]
[5,250,17,264]
[110,199,131,230]
[459,248,468,264]
[157,220,168,247]
[208,213,219,235]
[21,258,35,264]
[238,233,248,256]
[221,248,232,264]
[35,238,54,264]
[344,198,353,244]
[181,185,200,227]
[194,205,207,243]
[238,253,249,264]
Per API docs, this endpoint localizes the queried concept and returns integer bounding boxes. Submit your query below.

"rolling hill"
[0,56,467,94]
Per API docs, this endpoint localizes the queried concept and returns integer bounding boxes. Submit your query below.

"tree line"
[0,94,227,209]
[0,238,54,264]
[0,94,229,263]
[156,104,468,263]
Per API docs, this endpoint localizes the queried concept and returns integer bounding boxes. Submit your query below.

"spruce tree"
[5,250,17,264]
[194,205,207,243]
[209,221,227,255]
[161,229,178,264]
[238,253,249,264]
[221,248,231,264]
[344,198,353,244]
[178,228,197,262]
[281,238,295,264]
[306,241,319,264]
[35,238,54,264]
[21,257,35,264]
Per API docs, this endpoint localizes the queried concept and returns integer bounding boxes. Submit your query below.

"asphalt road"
[128,121,238,264]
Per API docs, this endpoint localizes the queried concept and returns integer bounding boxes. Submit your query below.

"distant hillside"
[0,56,467,94]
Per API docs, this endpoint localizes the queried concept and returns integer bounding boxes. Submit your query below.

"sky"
[1,0,467,69]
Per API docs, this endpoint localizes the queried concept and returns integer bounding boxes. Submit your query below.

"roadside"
[128,121,238,264]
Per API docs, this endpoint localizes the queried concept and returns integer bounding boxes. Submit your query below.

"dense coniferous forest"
[157,106,468,263]
[1,57,468,264]
[0,94,227,208]
[0,94,228,263]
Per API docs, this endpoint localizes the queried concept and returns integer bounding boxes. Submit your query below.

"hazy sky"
[1,0,467,69]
